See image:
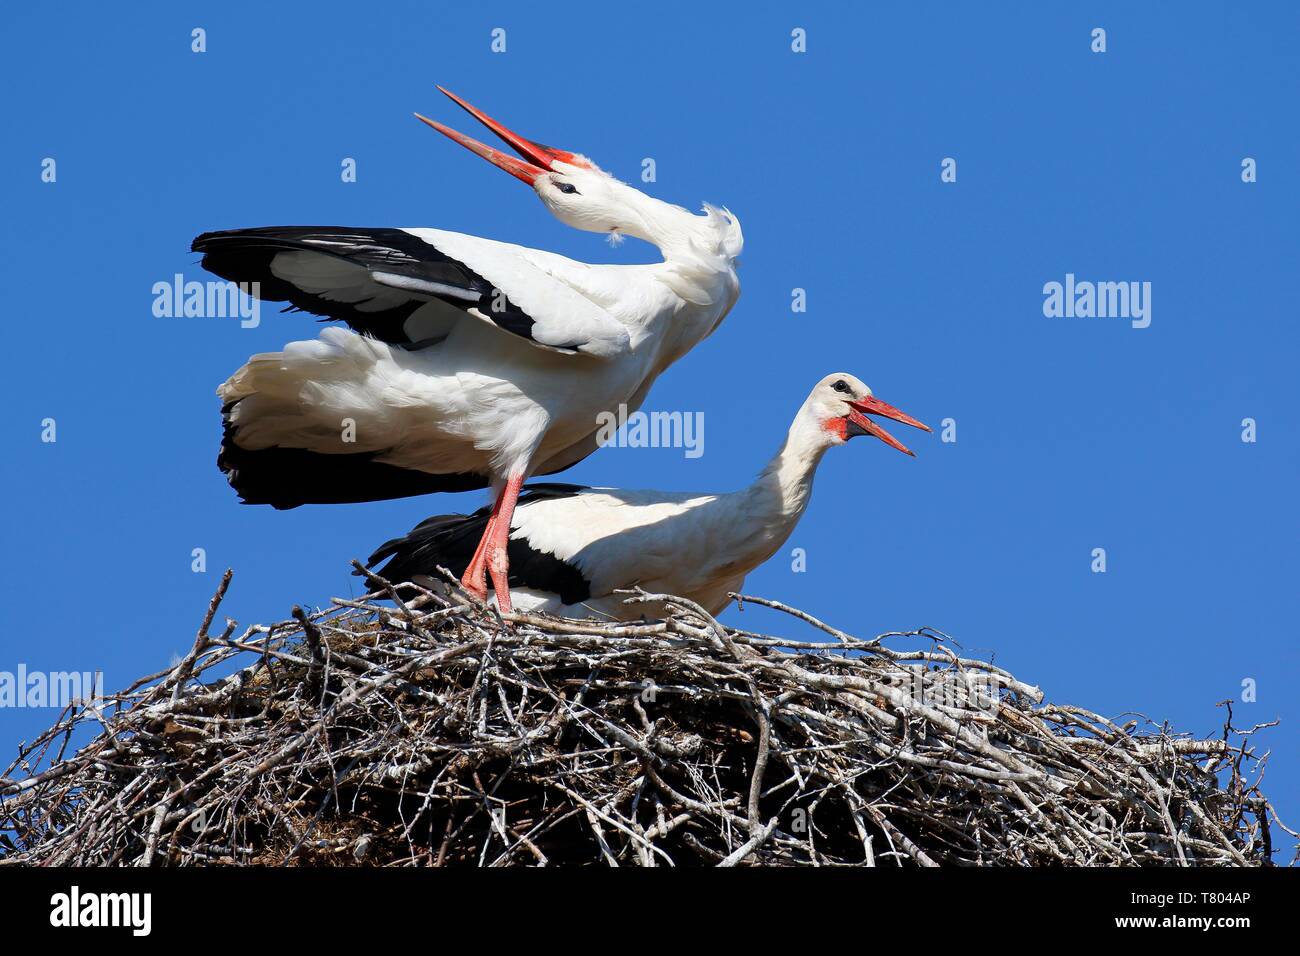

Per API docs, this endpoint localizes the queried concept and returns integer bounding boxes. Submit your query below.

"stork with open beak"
[194,88,743,613]
[366,374,931,620]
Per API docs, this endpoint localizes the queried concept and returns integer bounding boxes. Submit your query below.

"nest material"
[1,568,1290,867]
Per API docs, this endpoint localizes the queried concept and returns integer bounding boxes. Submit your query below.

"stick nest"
[2,568,1291,867]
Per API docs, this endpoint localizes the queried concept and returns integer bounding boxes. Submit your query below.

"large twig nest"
[1,569,1290,866]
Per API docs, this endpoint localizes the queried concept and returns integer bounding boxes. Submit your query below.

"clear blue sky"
[2,2,1296,857]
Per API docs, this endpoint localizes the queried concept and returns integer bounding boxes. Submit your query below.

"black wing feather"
[217,405,488,508]
[192,226,537,345]
[364,484,592,605]
[219,407,589,509]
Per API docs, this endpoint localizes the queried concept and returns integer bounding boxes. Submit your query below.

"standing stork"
[366,374,931,620]
[194,87,742,612]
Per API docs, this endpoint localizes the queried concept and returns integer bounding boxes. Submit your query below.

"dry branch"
[0,571,1290,867]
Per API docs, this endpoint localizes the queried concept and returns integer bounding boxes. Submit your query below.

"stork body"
[199,90,742,611]
[367,375,931,620]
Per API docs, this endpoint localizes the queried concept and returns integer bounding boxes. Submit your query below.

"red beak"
[847,395,931,457]
[416,86,592,185]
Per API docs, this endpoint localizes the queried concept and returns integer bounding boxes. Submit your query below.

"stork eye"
[555,182,579,195]
[832,379,852,394]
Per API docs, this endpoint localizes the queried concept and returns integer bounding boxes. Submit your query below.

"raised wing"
[191,226,629,357]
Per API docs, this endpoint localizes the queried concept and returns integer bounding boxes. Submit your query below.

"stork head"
[806,373,931,456]
[416,87,674,243]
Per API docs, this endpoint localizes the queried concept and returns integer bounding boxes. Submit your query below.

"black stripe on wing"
[191,226,537,345]
[219,410,490,509]
[365,484,592,605]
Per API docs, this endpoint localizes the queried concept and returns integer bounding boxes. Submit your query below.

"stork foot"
[481,472,525,616]
[459,563,489,602]
[488,547,514,615]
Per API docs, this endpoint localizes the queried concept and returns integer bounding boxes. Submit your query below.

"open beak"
[416,86,592,185]
[847,395,932,457]
[413,112,547,185]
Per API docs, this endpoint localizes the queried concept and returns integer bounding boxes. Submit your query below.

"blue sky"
[2,2,1296,857]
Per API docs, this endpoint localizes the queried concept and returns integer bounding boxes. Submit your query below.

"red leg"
[460,491,505,601]
[487,472,526,614]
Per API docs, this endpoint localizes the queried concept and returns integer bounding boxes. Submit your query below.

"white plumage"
[368,374,932,620]
[219,219,740,480]
[198,88,742,613]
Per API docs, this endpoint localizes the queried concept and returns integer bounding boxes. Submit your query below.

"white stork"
[195,87,743,612]
[366,374,931,620]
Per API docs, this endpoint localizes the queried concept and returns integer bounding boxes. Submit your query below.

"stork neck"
[611,186,714,260]
[736,414,830,532]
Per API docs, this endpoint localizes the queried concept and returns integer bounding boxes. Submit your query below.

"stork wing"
[191,226,629,357]
[366,484,594,605]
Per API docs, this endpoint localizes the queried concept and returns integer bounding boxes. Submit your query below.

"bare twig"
[0,569,1287,867]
